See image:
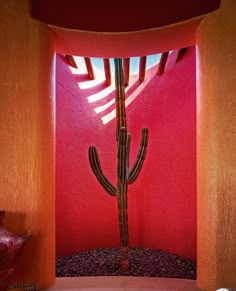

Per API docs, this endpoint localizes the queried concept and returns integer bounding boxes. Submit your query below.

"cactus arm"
[88,146,117,196]
[126,133,131,177]
[128,128,149,184]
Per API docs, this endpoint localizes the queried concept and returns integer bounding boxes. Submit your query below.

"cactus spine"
[88,58,149,272]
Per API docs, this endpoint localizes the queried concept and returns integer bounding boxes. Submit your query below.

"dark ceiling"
[31,0,221,32]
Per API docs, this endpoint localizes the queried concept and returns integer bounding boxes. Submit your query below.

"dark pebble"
[56,247,196,280]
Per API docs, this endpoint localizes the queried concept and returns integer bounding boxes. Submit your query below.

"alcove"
[55,48,196,275]
[1,0,235,290]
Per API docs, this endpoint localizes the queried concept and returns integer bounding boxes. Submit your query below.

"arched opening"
[35,3,206,284]
[55,48,197,279]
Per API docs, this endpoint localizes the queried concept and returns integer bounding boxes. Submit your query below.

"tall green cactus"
[88,58,149,271]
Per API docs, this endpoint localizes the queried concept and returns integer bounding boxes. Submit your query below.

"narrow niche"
[55,48,197,279]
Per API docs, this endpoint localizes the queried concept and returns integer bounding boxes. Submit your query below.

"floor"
[46,277,203,291]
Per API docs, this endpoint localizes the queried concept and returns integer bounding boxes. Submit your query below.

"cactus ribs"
[88,59,149,272]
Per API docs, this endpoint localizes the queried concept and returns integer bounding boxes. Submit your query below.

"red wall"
[56,47,196,260]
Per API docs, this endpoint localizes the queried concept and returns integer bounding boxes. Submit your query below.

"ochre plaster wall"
[0,1,55,289]
[56,48,196,260]
[196,0,236,290]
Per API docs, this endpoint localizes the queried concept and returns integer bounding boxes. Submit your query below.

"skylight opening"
[65,48,187,124]
[91,53,161,76]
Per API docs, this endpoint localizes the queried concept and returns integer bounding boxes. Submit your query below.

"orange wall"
[196,0,236,290]
[0,1,55,289]
[1,0,235,289]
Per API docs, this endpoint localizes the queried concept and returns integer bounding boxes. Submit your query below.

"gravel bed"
[56,247,196,279]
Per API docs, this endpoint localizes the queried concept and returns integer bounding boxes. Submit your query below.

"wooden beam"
[123,58,130,86]
[84,57,95,80]
[176,47,188,62]
[157,52,169,75]
[65,55,78,68]
[103,58,111,86]
[139,56,147,82]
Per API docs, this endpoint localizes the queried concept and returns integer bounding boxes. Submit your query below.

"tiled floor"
[46,277,202,291]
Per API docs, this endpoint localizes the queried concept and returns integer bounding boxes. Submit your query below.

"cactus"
[88,58,149,272]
